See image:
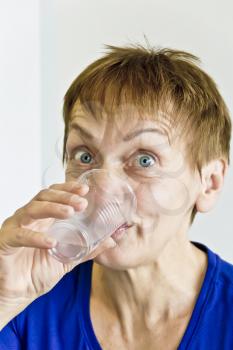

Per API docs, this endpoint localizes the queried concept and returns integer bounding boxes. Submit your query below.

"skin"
[65,102,228,349]
[0,100,228,347]
[0,171,116,331]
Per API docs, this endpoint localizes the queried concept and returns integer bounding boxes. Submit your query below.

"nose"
[78,168,130,205]
[78,168,136,223]
[90,168,123,200]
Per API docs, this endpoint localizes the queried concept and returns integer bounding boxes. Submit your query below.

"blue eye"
[70,147,157,170]
[136,154,156,168]
[74,150,93,164]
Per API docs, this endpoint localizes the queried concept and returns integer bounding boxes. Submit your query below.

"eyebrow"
[69,122,170,144]
[69,123,97,141]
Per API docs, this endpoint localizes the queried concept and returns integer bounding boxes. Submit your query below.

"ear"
[195,158,228,213]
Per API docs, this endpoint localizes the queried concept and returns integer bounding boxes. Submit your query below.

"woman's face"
[65,105,200,269]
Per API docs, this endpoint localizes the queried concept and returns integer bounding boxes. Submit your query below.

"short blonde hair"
[62,43,232,224]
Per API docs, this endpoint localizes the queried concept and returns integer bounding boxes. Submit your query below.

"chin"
[93,243,149,270]
[92,222,158,269]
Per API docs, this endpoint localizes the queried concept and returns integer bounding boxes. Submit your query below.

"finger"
[34,188,88,211]
[83,237,117,260]
[48,182,89,196]
[12,201,87,226]
[0,227,57,251]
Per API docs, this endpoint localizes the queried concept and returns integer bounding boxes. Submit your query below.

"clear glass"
[47,169,137,263]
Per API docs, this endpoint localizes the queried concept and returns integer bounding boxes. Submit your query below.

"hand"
[0,181,116,307]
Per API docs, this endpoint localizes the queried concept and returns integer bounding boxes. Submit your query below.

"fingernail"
[109,241,117,248]
[45,237,57,246]
[72,196,87,205]
[81,184,89,192]
[77,184,89,194]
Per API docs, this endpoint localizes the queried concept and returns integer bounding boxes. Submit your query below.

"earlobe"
[195,191,216,213]
[195,159,227,213]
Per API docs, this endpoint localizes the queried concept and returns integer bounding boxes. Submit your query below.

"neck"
[91,234,208,335]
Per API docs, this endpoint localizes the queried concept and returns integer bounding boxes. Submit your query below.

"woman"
[0,43,232,349]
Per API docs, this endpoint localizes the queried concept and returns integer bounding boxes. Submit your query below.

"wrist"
[0,297,33,331]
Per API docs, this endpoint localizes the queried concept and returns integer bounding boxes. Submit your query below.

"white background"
[1,0,232,261]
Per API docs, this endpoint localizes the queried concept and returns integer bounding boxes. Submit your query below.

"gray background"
[1,0,232,261]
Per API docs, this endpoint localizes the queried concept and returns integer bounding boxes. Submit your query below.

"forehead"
[69,100,177,144]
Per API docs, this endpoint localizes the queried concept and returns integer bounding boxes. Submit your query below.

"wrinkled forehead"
[69,99,177,145]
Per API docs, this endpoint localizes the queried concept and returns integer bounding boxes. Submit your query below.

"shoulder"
[186,243,233,348]
[203,244,233,318]
[205,244,233,302]
[193,241,233,317]
[216,254,233,288]
[193,241,233,291]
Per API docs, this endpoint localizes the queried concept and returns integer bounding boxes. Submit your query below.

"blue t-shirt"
[0,241,233,349]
